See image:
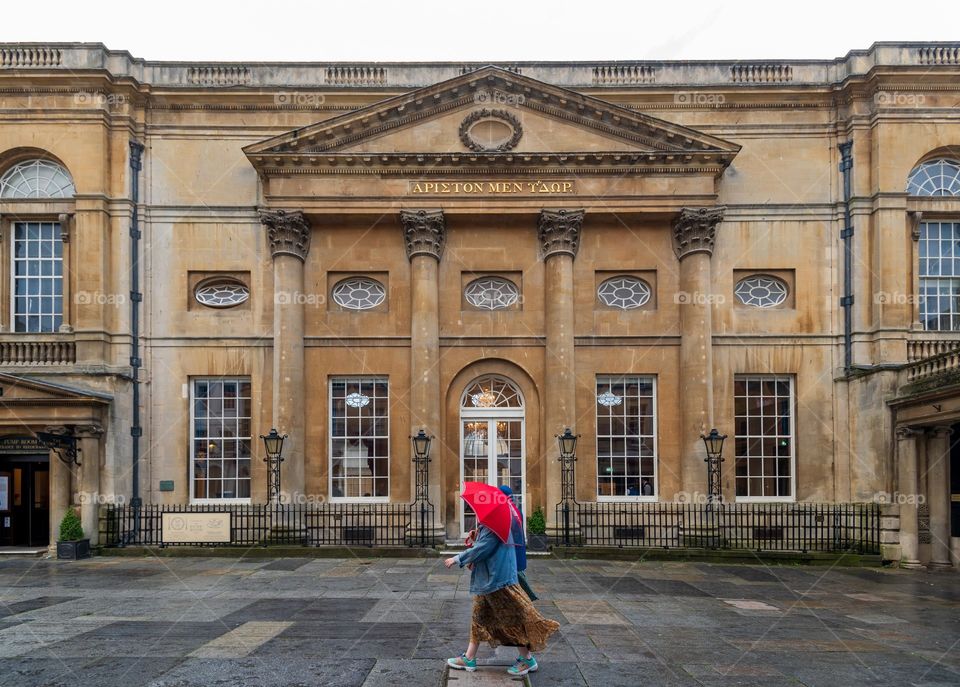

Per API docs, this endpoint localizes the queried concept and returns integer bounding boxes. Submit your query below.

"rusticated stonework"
[400,209,446,260]
[672,206,726,259]
[538,209,584,259]
[259,209,311,261]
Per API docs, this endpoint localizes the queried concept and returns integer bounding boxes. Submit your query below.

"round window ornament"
[597,276,651,310]
[459,109,523,152]
[194,279,250,308]
[332,277,387,311]
[464,277,520,310]
[734,275,788,308]
[344,392,370,408]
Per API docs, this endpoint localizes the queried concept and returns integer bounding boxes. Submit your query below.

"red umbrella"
[460,481,521,543]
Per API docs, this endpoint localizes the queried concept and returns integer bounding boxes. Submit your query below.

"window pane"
[734,375,794,499]
[191,377,251,501]
[330,377,389,499]
[596,375,657,497]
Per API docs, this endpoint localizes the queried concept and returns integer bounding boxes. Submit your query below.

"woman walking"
[444,483,559,677]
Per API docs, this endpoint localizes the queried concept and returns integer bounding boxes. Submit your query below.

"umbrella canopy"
[460,481,521,543]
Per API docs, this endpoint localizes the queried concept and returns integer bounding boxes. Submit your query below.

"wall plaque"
[409,180,575,195]
[161,512,231,544]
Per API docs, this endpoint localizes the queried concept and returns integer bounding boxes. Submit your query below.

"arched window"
[906,158,960,197]
[460,375,524,409]
[0,159,75,198]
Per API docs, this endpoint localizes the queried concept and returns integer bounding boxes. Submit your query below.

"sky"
[0,0,957,62]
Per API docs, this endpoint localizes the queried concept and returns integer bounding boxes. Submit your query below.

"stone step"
[0,547,46,557]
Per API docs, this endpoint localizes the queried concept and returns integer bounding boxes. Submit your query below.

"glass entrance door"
[461,418,524,534]
[0,458,49,547]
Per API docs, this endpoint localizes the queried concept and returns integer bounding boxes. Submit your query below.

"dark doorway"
[0,455,50,547]
[951,423,960,538]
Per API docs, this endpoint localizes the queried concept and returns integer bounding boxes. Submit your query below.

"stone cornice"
[248,151,733,176]
[400,209,445,260]
[258,209,311,261]
[2,43,958,89]
[672,206,726,259]
[538,209,584,259]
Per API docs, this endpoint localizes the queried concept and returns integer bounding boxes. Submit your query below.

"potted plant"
[526,506,548,551]
[56,508,91,560]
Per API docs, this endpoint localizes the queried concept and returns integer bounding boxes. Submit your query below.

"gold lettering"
[412,182,424,193]
[411,180,574,194]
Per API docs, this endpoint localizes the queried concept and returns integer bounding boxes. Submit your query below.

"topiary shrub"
[58,508,84,542]
[527,506,546,535]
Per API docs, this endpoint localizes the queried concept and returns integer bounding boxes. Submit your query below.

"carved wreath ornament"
[458,109,523,152]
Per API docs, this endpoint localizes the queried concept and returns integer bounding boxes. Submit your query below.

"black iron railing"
[102,502,435,548]
[556,502,880,554]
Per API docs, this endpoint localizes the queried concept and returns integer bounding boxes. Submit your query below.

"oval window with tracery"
[464,277,519,310]
[194,279,250,308]
[597,276,651,310]
[734,275,788,308]
[0,159,76,198]
[332,277,386,311]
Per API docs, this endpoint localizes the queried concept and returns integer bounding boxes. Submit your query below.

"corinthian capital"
[538,209,583,259]
[259,209,311,261]
[672,206,725,259]
[400,209,446,260]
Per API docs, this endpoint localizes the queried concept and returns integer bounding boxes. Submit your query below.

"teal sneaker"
[447,653,477,672]
[507,656,538,676]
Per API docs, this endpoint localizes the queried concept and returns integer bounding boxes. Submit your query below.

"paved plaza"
[0,555,958,686]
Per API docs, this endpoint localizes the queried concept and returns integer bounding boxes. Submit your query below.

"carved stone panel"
[672,206,725,259]
[400,209,446,260]
[538,209,583,259]
[259,209,311,261]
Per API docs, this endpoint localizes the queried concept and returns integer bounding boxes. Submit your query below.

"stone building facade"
[0,43,958,563]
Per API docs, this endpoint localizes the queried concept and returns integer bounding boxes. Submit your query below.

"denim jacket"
[455,525,519,595]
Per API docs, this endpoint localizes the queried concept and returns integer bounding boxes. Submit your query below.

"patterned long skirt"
[470,583,560,652]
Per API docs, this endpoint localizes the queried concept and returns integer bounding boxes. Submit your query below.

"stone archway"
[441,359,541,539]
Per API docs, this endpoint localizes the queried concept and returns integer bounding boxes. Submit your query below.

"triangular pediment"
[244,66,739,176]
[0,373,112,405]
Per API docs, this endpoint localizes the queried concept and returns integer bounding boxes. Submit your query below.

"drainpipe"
[838,141,854,374]
[128,141,144,534]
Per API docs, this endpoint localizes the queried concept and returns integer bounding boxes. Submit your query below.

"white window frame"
[328,376,390,503]
[733,374,796,503]
[458,375,526,536]
[189,376,253,505]
[595,374,659,503]
[11,221,64,333]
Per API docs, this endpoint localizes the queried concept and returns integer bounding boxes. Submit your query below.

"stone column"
[673,207,725,498]
[927,426,953,570]
[259,210,311,502]
[401,209,445,522]
[75,425,104,546]
[538,209,583,531]
[45,426,75,552]
[896,426,924,569]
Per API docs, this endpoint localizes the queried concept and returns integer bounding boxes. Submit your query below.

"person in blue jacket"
[444,508,559,677]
